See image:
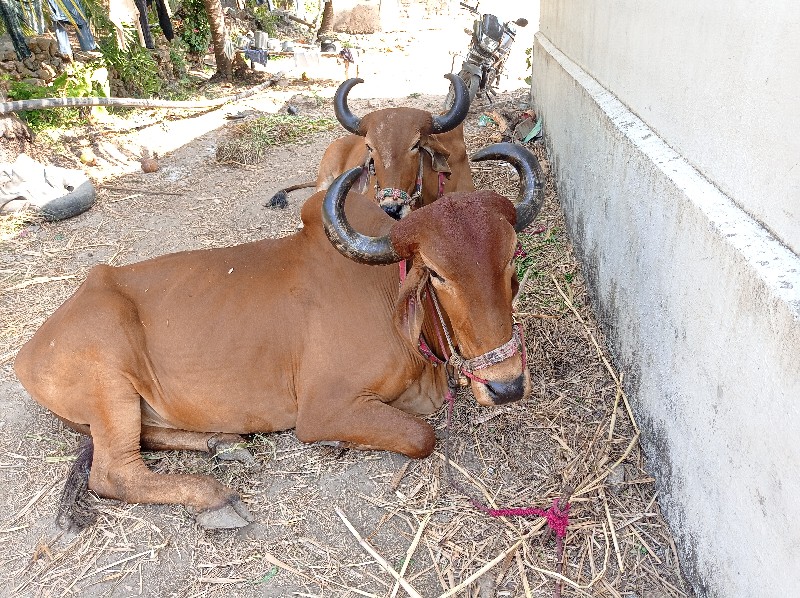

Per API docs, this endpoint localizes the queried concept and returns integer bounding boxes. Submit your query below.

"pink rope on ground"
[474,500,571,538]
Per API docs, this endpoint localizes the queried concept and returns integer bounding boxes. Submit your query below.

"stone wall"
[0,36,65,88]
[0,35,181,99]
[397,0,450,17]
[332,0,381,34]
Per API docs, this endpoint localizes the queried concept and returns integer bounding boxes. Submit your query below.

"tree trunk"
[317,0,334,39]
[203,0,232,81]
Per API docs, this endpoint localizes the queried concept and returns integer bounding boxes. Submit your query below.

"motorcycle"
[444,1,528,108]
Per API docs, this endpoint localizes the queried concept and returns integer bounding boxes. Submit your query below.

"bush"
[176,0,212,55]
[250,4,282,36]
[99,34,162,97]
[7,63,108,131]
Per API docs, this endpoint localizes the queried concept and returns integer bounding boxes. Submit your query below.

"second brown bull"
[268,74,474,219]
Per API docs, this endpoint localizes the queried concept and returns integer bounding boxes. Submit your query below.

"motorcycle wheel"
[443,72,481,110]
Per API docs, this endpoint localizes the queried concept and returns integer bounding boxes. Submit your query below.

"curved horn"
[322,167,402,265]
[431,74,470,133]
[470,143,545,232]
[334,78,364,135]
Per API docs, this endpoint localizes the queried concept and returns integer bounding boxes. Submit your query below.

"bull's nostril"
[485,374,526,404]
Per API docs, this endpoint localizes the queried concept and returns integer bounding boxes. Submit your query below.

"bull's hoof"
[215,443,256,464]
[196,500,254,529]
[208,434,256,465]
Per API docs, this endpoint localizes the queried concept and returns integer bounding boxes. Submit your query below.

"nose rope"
[443,391,571,535]
[404,266,569,590]
[441,361,571,598]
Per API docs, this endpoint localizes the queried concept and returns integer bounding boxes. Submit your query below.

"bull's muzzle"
[484,373,527,405]
[471,362,532,407]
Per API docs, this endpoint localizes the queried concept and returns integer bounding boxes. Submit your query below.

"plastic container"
[254,31,269,50]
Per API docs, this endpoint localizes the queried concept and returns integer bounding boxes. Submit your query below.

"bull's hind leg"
[140,426,256,465]
[86,387,253,529]
[48,417,255,465]
[16,282,253,529]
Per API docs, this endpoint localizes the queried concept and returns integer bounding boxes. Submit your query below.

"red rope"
[406,264,569,539]
[472,499,571,538]
[460,368,489,385]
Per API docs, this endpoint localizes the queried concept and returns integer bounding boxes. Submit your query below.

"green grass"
[216,114,338,165]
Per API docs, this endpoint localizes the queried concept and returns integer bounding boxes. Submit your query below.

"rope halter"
[426,281,527,387]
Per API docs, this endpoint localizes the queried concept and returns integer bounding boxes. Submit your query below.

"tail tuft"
[56,437,98,531]
[265,190,289,209]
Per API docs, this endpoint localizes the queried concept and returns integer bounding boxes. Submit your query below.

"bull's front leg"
[295,396,436,459]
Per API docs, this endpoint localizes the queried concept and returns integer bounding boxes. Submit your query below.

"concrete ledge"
[532,31,800,597]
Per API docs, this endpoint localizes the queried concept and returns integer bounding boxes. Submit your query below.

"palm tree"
[203,0,232,80]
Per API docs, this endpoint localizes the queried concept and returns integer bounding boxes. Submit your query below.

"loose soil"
[0,16,693,598]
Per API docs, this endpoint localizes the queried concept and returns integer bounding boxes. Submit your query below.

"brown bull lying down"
[15,143,544,530]
[268,74,474,219]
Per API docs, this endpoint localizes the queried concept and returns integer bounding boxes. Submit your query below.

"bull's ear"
[393,262,429,348]
[421,137,452,174]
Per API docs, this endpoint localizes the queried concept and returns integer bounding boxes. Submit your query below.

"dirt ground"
[0,16,694,598]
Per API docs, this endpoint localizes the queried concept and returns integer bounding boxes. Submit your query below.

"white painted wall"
[539,1,800,255]
[532,2,800,596]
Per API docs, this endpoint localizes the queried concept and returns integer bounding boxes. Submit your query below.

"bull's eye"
[366,144,374,153]
[429,269,445,283]
[411,141,420,152]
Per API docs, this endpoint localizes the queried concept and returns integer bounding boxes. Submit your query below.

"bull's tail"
[264,181,315,209]
[56,437,98,531]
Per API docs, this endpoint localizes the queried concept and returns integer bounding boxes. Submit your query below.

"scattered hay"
[216,114,337,165]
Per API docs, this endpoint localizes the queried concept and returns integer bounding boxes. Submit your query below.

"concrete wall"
[532,3,800,596]
[538,1,800,256]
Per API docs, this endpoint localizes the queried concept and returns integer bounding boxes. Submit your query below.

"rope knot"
[544,499,571,539]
